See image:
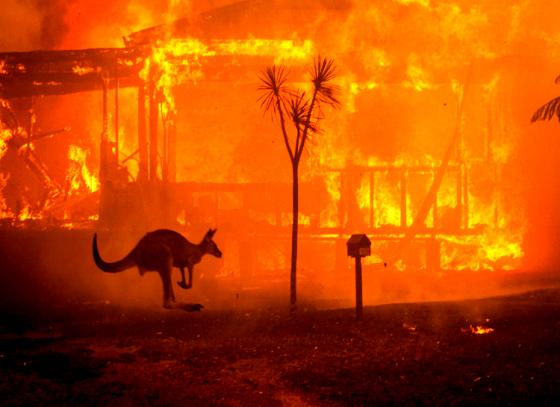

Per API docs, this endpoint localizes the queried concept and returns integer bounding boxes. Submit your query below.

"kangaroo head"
[201,228,222,258]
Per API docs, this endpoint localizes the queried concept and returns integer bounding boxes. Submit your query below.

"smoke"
[0,0,68,51]
[0,0,200,51]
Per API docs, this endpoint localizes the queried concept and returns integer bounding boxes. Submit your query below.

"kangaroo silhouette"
[93,229,222,309]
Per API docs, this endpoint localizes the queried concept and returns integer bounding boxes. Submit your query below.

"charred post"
[148,76,158,181]
[137,83,148,182]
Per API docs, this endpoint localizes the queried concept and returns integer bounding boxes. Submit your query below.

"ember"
[470,325,495,335]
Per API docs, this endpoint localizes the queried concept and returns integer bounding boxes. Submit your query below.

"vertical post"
[369,171,374,229]
[400,169,407,228]
[100,78,108,183]
[336,171,344,229]
[355,256,363,321]
[26,99,34,152]
[137,84,148,182]
[456,167,462,229]
[168,116,176,182]
[433,172,438,229]
[148,78,158,181]
[114,69,119,167]
[462,164,469,229]
[162,115,168,182]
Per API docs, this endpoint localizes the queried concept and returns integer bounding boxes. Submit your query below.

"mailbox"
[347,234,371,258]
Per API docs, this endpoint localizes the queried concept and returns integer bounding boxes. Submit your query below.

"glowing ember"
[469,325,494,335]
[17,201,41,222]
[0,173,10,218]
[72,65,98,76]
[0,129,10,160]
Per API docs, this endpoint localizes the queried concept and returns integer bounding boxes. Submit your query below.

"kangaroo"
[92,229,222,309]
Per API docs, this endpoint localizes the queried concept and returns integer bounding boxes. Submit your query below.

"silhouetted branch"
[531,96,560,123]
[311,56,341,108]
[258,65,294,161]
[296,57,340,162]
[257,65,290,116]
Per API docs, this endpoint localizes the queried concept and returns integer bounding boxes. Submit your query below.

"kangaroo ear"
[206,229,216,239]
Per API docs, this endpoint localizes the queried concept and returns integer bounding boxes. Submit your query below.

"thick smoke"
[0,0,68,51]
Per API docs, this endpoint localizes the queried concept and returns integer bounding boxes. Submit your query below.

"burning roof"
[0,48,142,98]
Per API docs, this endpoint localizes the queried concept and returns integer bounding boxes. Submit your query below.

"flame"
[0,129,10,160]
[321,172,341,228]
[403,55,434,92]
[214,39,314,63]
[396,0,431,7]
[72,65,98,76]
[67,145,100,195]
[0,173,10,218]
[440,230,523,271]
[346,149,523,270]
[17,201,37,221]
[140,37,313,117]
[469,325,494,335]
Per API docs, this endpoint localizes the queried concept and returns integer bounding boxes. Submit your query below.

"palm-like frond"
[531,96,560,122]
[257,65,290,115]
[288,91,319,134]
[310,57,341,108]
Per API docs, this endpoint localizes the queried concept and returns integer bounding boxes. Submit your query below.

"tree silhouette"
[531,75,560,123]
[258,57,340,310]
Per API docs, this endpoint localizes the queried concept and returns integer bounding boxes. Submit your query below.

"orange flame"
[470,325,494,335]
[67,145,100,195]
[141,37,313,116]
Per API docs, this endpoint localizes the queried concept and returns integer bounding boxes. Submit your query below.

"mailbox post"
[346,234,371,320]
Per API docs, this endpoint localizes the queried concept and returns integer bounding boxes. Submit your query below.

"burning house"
[0,0,557,304]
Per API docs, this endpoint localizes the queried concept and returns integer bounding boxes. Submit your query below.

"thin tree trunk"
[290,161,298,310]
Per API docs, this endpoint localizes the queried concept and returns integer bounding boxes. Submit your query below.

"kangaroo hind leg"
[160,256,176,309]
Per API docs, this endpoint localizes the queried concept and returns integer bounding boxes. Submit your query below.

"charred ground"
[1,288,559,406]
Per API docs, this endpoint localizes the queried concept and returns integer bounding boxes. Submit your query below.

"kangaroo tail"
[92,233,135,273]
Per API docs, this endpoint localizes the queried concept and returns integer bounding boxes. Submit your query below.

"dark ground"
[1,288,559,406]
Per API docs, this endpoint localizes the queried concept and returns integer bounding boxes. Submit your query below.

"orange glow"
[404,56,434,92]
[470,325,494,335]
[141,37,313,116]
[72,65,99,76]
[67,145,100,195]
[0,129,9,160]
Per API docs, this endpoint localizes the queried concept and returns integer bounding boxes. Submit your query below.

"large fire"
[1,0,558,297]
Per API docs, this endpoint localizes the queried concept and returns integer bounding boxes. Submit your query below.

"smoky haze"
[1,0,560,313]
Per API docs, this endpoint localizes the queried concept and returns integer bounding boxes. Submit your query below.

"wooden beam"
[148,78,158,181]
[137,84,148,182]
